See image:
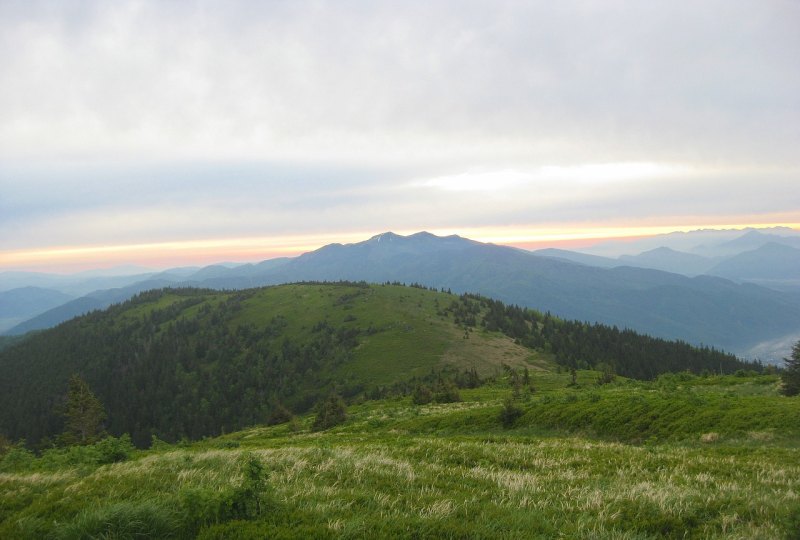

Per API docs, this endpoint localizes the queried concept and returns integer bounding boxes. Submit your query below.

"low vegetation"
[1,370,798,538]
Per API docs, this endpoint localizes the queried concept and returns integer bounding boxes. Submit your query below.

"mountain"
[0,286,75,333]
[712,230,800,256]
[533,248,619,268]
[221,232,798,359]
[0,270,159,297]
[0,282,753,447]
[6,231,800,360]
[578,227,800,258]
[618,247,716,275]
[706,242,800,291]
[543,231,800,290]
[5,278,184,335]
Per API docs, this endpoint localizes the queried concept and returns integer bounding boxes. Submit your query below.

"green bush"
[94,434,135,464]
[499,397,524,428]
[266,403,294,425]
[312,393,348,431]
[0,444,35,472]
[412,384,433,405]
[179,453,273,534]
[434,381,461,403]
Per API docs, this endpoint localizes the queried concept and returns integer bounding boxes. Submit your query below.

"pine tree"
[61,374,107,445]
[780,341,800,397]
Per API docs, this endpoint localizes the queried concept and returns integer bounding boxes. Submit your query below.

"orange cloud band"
[2,221,798,273]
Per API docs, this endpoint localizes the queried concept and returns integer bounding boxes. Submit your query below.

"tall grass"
[2,372,798,538]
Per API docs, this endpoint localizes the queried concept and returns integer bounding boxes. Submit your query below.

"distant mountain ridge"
[0,287,75,333]
[618,247,716,275]
[535,228,800,290]
[4,230,800,361]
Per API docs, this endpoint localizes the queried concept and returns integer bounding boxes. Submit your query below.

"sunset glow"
[1,1,798,276]
[3,222,798,274]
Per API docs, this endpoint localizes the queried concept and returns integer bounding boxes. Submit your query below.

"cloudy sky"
[1,0,798,271]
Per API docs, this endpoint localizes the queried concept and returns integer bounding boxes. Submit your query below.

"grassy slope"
[2,372,799,539]
[0,283,556,446]
[234,283,548,384]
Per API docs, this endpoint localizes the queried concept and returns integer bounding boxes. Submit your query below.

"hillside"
[246,232,800,357]
[618,247,716,275]
[1,370,798,539]
[6,232,800,361]
[0,282,755,448]
[706,242,800,291]
[0,286,74,333]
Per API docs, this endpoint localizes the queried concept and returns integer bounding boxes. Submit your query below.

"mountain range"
[2,228,799,361]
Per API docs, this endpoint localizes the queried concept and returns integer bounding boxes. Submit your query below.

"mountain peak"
[368,232,401,243]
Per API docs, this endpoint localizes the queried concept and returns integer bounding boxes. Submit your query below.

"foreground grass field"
[2,372,799,538]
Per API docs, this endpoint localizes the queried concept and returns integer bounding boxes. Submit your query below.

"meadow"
[2,370,798,539]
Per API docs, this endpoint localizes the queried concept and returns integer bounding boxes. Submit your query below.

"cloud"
[0,0,798,268]
[1,0,798,166]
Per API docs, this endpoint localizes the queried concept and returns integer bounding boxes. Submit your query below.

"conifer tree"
[780,341,800,397]
[61,374,107,445]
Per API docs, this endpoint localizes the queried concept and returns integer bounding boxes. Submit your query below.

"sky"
[1,0,799,272]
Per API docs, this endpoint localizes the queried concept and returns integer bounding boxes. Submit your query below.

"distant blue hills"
[2,229,799,362]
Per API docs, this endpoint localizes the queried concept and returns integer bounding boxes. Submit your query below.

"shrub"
[434,381,461,403]
[596,362,616,385]
[0,444,35,472]
[231,452,270,520]
[312,393,348,431]
[94,434,135,464]
[499,397,524,428]
[267,403,294,426]
[412,384,433,405]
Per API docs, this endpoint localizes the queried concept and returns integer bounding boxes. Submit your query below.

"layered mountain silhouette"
[0,287,75,333]
[5,231,800,361]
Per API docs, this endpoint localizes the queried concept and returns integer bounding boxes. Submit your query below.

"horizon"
[2,1,799,274]
[2,223,799,275]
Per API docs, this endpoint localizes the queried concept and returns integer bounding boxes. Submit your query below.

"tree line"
[0,283,770,450]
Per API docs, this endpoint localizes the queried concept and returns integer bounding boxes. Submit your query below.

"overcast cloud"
[1,0,798,267]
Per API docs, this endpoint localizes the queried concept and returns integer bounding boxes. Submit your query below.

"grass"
[2,371,799,538]
[235,283,559,384]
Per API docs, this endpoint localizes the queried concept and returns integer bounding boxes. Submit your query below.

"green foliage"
[178,453,273,536]
[93,433,135,464]
[231,452,269,519]
[0,442,35,472]
[595,362,616,385]
[412,384,433,405]
[1,434,135,472]
[780,340,800,396]
[60,374,107,445]
[58,500,181,539]
[433,380,461,403]
[499,396,524,428]
[266,403,294,426]
[312,393,348,431]
[0,371,798,539]
[0,283,767,450]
